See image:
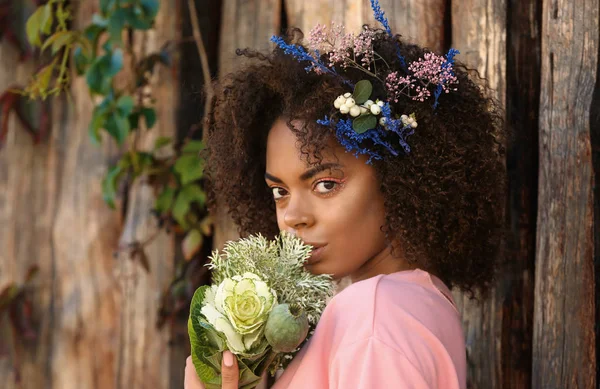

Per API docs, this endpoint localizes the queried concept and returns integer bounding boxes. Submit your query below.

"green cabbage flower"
[201,272,277,353]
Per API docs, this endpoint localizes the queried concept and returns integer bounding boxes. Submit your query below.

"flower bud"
[265,304,309,353]
[350,105,361,117]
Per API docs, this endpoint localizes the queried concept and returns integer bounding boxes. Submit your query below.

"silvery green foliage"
[206,231,334,325]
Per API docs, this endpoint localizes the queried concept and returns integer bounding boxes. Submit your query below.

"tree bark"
[532,0,598,387]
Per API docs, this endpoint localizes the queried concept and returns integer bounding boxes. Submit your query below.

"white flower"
[350,105,361,117]
[345,98,355,108]
[201,272,277,353]
[340,104,350,114]
[370,105,381,115]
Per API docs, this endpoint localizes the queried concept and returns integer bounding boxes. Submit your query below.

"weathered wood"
[284,0,446,52]
[215,0,281,252]
[450,1,507,388]
[501,1,542,388]
[0,1,179,388]
[0,21,60,389]
[532,0,598,387]
[113,1,179,387]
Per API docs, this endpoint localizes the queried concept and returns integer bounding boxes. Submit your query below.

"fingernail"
[223,351,234,367]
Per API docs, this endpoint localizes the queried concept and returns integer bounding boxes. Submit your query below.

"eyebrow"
[265,163,344,184]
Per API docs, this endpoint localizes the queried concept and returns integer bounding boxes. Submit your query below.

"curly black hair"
[205,27,508,296]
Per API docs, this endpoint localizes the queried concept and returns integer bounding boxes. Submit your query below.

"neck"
[350,244,416,283]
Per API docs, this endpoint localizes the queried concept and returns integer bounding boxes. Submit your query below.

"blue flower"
[270,36,353,87]
[370,0,392,36]
[432,48,460,109]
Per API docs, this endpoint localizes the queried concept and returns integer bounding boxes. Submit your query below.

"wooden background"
[0,0,598,388]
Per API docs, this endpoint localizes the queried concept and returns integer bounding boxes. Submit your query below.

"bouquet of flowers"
[187,232,335,388]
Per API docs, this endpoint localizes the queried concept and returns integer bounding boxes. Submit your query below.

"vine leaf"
[174,154,204,185]
[25,6,45,47]
[182,229,203,260]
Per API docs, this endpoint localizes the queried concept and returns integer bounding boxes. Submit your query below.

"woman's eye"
[314,181,338,194]
[272,187,288,200]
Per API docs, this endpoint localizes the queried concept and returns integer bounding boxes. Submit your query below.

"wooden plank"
[450,1,507,388]
[0,1,179,388]
[0,16,57,389]
[113,0,179,388]
[215,0,281,252]
[501,1,543,388]
[533,0,598,387]
[284,0,446,51]
[362,0,447,53]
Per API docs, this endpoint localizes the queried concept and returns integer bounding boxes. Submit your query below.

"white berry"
[370,105,381,115]
[345,98,356,108]
[407,117,414,124]
[334,99,342,109]
[400,114,408,121]
[350,105,361,117]
[377,101,384,107]
[365,99,374,108]
[360,106,368,114]
[411,121,418,128]
[379,117,387,126]
[343,92,352,98]
[340,104,350,114]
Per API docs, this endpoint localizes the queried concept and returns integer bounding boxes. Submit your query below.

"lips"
[305,243,327,265]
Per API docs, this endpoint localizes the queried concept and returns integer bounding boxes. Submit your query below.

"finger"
[184,355,206,389]
[220,350,239,389]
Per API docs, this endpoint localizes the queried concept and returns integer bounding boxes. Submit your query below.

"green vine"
[0,0,214,342]
[18,0,211,261]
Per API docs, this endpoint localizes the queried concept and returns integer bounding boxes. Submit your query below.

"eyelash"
[270,178,345,201]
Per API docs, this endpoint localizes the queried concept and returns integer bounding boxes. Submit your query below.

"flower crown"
[270,0,460,163]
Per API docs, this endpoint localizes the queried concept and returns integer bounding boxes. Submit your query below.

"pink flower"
[354,29,376,68]
[307,22,354,68]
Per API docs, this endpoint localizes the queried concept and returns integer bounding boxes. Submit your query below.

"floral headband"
[270,0,460,163]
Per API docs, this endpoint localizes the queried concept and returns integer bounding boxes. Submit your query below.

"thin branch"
[187,0,214,139]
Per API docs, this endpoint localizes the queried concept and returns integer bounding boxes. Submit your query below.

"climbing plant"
[0,0,214,363]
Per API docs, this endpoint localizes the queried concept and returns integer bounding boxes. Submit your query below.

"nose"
[283,195,315,230]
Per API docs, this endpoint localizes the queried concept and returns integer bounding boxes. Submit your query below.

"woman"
[185,6,506,388]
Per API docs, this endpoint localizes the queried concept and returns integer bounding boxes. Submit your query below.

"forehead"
[265,118,368,174]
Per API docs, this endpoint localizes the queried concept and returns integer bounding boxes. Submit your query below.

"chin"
[305,262,347,281]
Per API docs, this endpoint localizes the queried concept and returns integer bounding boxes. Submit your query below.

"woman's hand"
[184,350,239,389]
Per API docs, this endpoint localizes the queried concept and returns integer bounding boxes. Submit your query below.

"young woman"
[184,7,506,388]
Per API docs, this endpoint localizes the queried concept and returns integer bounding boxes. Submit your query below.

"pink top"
[272,269,466,389]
